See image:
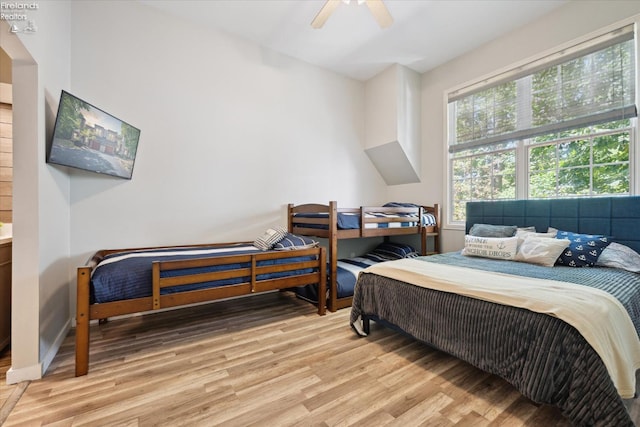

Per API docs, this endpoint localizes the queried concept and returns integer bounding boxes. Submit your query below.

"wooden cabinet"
[0,241,10,351]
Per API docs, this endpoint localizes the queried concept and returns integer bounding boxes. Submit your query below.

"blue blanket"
[91,244,313,303]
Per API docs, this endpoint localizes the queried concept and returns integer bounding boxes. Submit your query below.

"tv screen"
[47,90,141,179]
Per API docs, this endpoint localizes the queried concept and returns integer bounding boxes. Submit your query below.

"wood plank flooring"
[0,292,635,426]
[0,348,14,402]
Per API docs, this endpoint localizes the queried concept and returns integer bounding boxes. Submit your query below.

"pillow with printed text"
[461,235,518,260]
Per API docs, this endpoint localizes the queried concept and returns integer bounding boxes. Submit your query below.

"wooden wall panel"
[0,138,11,153]
[0,182,10,196]
[0,103,11,223]
[0,123,11,139]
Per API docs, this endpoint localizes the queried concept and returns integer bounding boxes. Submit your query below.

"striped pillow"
[369,242,419,260]
[253,227,287,251]
[272,233,318,250]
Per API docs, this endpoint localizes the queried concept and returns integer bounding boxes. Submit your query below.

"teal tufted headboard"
[466,196,640,253]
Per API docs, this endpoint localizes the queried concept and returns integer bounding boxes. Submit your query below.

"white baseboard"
[6,363,41,384]
[5,318,71,385]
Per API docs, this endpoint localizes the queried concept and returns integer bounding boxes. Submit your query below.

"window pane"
[558,140,589,168]
[529,170,557,198]
[452,157,471,178]
[593,133,629,163]
[594,119,630,132]
[453,178,471,201]
[593,164,629,194]
[558,167,590,196]
[452,200,467,222]
[472,176,491,199]
[493,151,516,198]
[530,144,556,172]
[471,154,491,177]
[528,127,631,199]
[453,82,516,145]
[531,40,635,128]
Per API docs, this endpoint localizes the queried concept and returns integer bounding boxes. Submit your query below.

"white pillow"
[461,235,518,260]
[515,236,570,266]
[516,228,558,250]
[516,229,557,239]
[517,226,536,233]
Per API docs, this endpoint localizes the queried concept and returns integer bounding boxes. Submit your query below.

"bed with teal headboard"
[351,196,640,426]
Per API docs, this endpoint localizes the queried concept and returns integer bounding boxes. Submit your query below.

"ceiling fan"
[311,0,394,29]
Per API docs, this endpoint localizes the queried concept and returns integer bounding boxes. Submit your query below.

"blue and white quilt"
[293,202,436,230]
[91,244,313,304]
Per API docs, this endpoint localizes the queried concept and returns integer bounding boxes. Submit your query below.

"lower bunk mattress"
[91,244,316,304]
[295,242,419,303]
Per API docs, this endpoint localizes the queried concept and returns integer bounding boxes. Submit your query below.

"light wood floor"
[0,292,635,426]
[0,348,13,401]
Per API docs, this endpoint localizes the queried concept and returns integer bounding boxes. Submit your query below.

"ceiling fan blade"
[365,0,393,28]
[311,0,341,29]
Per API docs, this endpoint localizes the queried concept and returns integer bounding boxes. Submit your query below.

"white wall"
[388,0,640,253]
[67,2,386,278]
[364,65,397,150]
[0,1,72,383]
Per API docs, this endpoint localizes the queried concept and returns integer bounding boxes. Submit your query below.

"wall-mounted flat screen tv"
[47,90,141,179]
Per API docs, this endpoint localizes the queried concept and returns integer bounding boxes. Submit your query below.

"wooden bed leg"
[75,267,91,377]
[317,247,327,315]
[362,315,370,335]
[328,201,338,312]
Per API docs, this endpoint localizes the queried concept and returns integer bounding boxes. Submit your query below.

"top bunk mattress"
[293,202,437,230]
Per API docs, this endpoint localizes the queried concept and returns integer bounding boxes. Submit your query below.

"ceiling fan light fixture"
[312,0,393,29]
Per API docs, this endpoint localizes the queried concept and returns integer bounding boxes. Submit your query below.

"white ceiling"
[140,0,567,81]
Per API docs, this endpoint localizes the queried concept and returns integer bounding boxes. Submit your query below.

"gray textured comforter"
[350,253,639,426]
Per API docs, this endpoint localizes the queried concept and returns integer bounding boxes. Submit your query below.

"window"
[528,122,631,198]
[447,26,636,225]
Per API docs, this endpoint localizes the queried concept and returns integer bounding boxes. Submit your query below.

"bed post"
[75,266,92,376]
[328,201,339,312]
[420,206,428,256]
[318,247,327,315]
[287,203,294,232]
[433,203,440,254]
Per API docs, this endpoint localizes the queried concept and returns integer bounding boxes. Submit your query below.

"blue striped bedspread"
[295,250,409,303]
[293,211,436,230]
[91,244,314,304]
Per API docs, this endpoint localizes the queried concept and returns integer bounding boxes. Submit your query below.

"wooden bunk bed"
[75,241,326,376]
[287,201,440,312]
